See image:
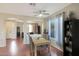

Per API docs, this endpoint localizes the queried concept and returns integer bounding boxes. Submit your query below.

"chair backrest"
[27,33,34,56]
[43,34,49,40]
[27,33,33,44]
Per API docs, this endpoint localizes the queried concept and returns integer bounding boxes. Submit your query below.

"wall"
[23,22,29,44]
[63,3,79,19]
[23,21,44,44]
[45,3,79,20]
[0,11,45,45]
[44,3,79,50]
[44,3,79,36]
[23,21,44,34]
[5,21,16,39]
[44,3,79,28]
[0,19,6,47]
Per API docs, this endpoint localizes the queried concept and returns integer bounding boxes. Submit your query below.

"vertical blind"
[48,13,64,49]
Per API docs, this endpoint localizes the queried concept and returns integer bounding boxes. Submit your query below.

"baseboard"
[6,38,16,40]
[51,44,63,52]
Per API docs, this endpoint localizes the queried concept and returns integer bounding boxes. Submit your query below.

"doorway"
[17,26,20,38]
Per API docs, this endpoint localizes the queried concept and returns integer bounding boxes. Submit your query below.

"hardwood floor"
[0,38,30,56]
[0,38,63,56]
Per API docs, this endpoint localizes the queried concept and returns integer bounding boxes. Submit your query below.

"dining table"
[32,38,51,56]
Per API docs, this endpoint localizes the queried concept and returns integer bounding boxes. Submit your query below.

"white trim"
[51,44,63,52]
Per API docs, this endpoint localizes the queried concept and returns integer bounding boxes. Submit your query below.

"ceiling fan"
[29,3,49,16]
[29,3,36,6]
[33,10,50,15]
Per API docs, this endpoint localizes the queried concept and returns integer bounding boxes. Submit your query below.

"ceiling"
[0,3,70,18]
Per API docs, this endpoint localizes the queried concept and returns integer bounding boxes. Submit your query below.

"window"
[48,18,55,38]
[48,13,64,49]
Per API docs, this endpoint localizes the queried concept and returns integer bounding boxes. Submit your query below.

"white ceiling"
[0,3,70,18]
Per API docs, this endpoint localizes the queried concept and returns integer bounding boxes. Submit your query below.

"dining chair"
[27,33,34,56]
[28,33,51,56]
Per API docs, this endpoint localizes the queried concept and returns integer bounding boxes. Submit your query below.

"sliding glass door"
[48,14,63,50]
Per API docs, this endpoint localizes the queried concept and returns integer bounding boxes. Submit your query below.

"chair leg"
[48,44,51,56]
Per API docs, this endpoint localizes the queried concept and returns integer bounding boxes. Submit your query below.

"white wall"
[23,22,29,44]
[0,19,6,47]
[5,21,16,39]
[44,4,79,29]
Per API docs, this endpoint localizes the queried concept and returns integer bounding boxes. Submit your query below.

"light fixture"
[33,9,49,17]
[7,18,24,22]
[38,14,43,17]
